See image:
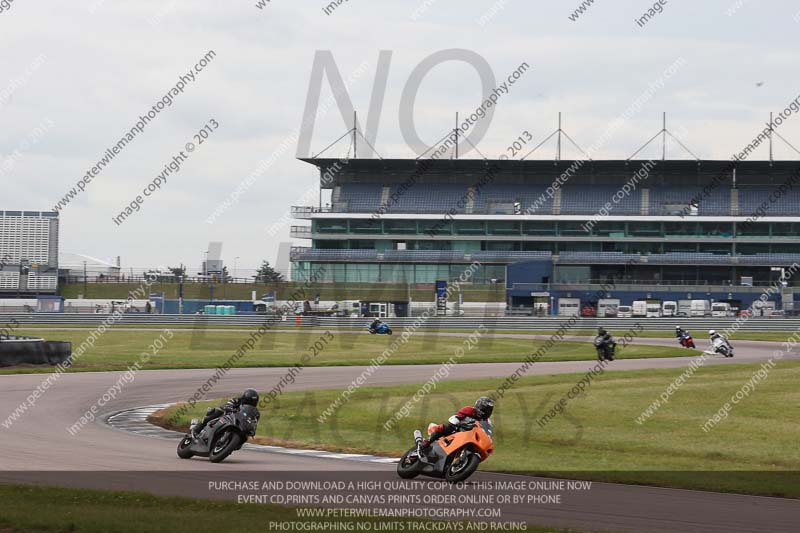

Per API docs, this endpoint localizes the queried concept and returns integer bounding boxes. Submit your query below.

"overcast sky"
[2,0,800,274]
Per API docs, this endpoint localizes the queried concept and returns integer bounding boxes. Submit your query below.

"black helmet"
[598,327,607,335]
[474,396,494,418]
[241,388,259,406]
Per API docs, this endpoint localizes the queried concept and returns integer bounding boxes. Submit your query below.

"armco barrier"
[3,313,800,331]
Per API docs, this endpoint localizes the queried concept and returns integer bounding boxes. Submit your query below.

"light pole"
[83,260,87,297]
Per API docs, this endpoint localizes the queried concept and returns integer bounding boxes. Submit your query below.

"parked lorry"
[632,300,648,318]
[597,298,621,318]
[662,300,678,317]
[690,299,711,317]
[711,302,733,317]
[646,300,662,318]
[678,299,692,317]
[558,298,580,316]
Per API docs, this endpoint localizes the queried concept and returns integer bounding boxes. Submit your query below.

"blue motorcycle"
[368,322,393,335]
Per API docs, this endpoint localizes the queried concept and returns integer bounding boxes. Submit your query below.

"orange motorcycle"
[396,419,494,483]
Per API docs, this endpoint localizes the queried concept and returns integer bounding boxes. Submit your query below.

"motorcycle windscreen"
[479,420,494,438]
[240,405,260,421]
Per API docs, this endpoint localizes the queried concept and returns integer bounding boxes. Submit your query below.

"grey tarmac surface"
[1,336,799,532]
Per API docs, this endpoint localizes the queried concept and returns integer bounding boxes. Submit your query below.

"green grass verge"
[0,484,463,533]
[1,328,693,374]
[0,484,578,533]
[13,324,800,343]
[156,361,800,498]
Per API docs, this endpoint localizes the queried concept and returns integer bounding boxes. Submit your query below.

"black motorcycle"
[177,405,260,463]
[594,335,616,361]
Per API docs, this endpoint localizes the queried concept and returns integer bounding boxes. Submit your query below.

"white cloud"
[1,0,799,271]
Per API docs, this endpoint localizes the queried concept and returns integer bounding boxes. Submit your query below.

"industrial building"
[0,210,59,295]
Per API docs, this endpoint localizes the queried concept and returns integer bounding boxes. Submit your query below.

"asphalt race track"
[2,335,799,532]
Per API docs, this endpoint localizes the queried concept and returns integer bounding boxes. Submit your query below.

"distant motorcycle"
[711,336,734,358]
[368,322,393,335]
[594,335,616,361]
[678,332,696,349]
[177,405,260,463]
[397,419,494,483]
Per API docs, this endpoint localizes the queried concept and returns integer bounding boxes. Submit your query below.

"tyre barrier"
[0,336,72,367]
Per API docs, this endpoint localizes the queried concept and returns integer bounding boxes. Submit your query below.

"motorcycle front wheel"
[397,447,423,479]
[177,436,194,459]
[209,429,243,463]
[444,451,480,483]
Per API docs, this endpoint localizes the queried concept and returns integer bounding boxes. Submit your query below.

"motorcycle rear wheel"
[177,436,194,459]
[397,447,423,479]
[209,429,243,463]
[444,452,480,483]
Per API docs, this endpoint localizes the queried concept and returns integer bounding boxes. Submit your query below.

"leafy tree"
[169,265,186,278]
[255,261,284,283]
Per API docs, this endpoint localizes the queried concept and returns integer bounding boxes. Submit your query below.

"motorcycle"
[678,332,696,349]
[711,336,734,358]
[176,404,260,463]
[368,322,393,335]
[396,419,494,483]
[594,335,616,361]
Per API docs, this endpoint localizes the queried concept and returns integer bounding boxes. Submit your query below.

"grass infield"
[156,361,800,498]
[1,328,694,374]
[13,323,799,341]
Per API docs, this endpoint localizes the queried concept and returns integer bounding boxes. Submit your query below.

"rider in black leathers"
[191,388,259,437]
[596,327,616,360]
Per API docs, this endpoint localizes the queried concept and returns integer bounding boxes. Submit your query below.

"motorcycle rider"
[597,327,615,345]
[596,327,616,360]
[191,388,260,437]
[420,396,494,451]
[369,317,383,331]
[675,325,688,339]
[709,329,731,348]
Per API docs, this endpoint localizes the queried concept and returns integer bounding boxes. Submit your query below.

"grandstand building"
[0,211,59,295]
[290,158,800,311]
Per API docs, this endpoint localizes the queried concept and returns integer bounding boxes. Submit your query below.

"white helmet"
[675,326,681,330]
[708,329,716,336]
